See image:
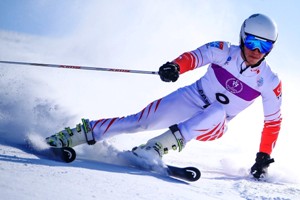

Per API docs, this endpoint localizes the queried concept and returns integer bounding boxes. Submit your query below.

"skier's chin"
[246,58,261,66]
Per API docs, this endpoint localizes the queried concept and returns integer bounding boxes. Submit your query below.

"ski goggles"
[244,34,274,54]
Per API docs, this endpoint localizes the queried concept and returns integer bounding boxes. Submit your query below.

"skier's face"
[243,47,266,66]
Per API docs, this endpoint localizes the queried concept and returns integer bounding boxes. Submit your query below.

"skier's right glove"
[250,152,275,179]
[158,62,180,82]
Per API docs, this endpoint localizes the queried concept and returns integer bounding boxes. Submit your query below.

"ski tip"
[167,165,201,182]
[61,147,76,163]
[51,147,76,163]
[185,166,201,181]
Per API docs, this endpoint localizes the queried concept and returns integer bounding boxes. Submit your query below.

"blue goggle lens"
[244,35,273,54]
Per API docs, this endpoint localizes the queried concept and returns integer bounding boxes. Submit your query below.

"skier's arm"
[251,78,282,179]
[158,41,230,82]
[259,117,282,155]
[260,80,282,155]
[173,41,231,74]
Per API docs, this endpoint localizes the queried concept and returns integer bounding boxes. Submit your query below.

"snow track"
[1,144,299,200]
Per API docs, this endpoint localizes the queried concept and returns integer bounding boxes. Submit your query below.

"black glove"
[158,62,180,82]
[250,152,275,179]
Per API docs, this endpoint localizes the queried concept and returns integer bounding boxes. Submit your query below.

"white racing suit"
[90,41,282,155]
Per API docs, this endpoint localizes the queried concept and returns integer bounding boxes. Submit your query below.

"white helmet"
[240,14,278,44]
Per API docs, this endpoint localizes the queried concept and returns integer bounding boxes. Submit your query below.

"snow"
[1,2,300,198]
[1,141,300,200]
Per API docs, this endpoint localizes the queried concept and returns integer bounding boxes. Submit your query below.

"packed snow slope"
[1,1,300,199]
[1,30,300,200]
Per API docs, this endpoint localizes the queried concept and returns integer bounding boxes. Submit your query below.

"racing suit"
[91,41,282,155]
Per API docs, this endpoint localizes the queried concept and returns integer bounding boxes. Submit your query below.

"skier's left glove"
[158,62,180,82]
[250,152,275,179]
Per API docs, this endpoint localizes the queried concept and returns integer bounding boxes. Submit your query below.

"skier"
[46,13,282,179]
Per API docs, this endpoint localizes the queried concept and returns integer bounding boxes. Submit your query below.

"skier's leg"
[178,102,227,142]
[46,83,206,148]
[91,83,206,140]
[132,102,226,159]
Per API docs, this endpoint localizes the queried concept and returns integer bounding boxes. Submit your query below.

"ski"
[24,137,77,163]
[27,144,201,182]
[123,150,201,182]
[47,147,76,163]
[64,147,201,181]
[167,165,201,182]
[26,146,76,163]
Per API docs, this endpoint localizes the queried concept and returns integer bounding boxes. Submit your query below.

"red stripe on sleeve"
[173,52,197,74]
[259,119,282,155]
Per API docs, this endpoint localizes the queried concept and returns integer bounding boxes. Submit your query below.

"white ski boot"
[46,118,96,148]
[132,125,185,161]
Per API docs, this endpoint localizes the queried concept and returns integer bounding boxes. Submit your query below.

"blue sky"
[1,1,299,39]
[0,0,299,80]
[0,0,84,36]
[1,1,299,76]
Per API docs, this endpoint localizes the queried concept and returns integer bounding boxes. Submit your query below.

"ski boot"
[132,125,185,161]
[46,118,96,148]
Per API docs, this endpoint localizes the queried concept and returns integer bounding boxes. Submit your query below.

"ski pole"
[0,60,159,75]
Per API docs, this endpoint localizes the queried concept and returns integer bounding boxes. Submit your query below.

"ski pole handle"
[0,60,159,75]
